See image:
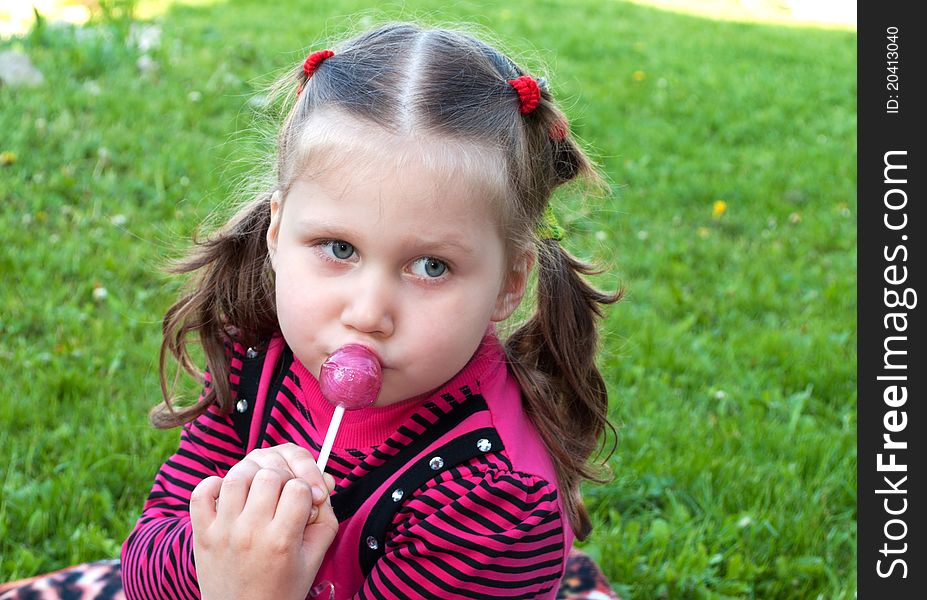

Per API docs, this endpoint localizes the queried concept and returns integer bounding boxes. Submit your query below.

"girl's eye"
[411,257,448,278]
[324,240,355,260]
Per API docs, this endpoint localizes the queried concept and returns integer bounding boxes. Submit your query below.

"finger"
[243,447,296,478]
[217,458,261,519]
[300,498,340,580]
[190,476,223,532]
[241,467,293,523]
[267,443,326,489]
[302,493,339,548]
[273,477,315,536]
[323,473,336,494]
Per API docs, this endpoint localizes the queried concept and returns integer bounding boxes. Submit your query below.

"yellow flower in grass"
[632,70,646,82]
[0,151,17,165]
[712,199,727,218]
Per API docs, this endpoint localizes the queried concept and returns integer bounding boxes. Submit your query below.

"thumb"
[303,496,339,547]
[301,499,339,579]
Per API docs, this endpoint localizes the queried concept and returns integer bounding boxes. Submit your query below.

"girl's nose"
[340,269,395,337]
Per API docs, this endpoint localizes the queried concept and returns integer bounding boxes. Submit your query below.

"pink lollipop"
[316,344,382,472]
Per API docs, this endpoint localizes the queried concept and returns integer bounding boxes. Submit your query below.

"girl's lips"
[333,343,386,369]
[354,344,385,368]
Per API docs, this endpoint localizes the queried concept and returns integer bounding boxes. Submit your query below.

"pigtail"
[502,92,623,538]
[151,192,279,428]
[506,239,623,539]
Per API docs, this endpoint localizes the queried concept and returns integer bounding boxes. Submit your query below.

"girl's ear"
[491,249,534,322]
[266,190,283,270]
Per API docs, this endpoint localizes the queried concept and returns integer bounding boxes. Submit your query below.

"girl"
[0,20,622,600]
[125,20,622,600]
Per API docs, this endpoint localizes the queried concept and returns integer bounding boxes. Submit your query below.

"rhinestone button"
[366,536,379,550]
[477,438,492,452]
[236,399,249,413]
[391,488,404,502]
[429,456,445,470]
[246,347,258,359]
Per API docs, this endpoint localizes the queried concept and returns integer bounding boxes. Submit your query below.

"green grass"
[1,1,856,597]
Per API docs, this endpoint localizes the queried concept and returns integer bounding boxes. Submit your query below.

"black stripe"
[386,546,519,599]
[398,422,426,438]
[151,489,196,507]
[463,490,542,528]
[493,473,552,495]
[406,492,456,514]
[325,463,353,483]
[184,428,246,464]
[278,382,316,430]
[174,446,218,472]
[186,420,240,456]
[165,534,186,599]
[431,492,513,534]
[369,447,396,462]
[371,555,420,598]
[157,470,198,493]
[410,530,564,574]
[476,479,559,512]
[484,520,563,544]
[474,451,513,471]
[403,540,563,587]
[382,438,404,451]
[144,499,190,512]
[176,441,240,469]
[417,519,563,559]
[273,398,318,448]
[379,551,455,598]
[265,420,298,445]
[430,479,479,502]
[507,585,558,600]
[357,572,391,600]
[408,413,434,430]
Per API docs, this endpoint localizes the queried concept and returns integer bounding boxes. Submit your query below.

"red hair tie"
[508,75,541,114]
[297,49,334,95]
[303,49,334,78]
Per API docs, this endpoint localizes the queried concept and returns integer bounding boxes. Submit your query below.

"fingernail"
[311,486,325,502]
[309,506,319,522]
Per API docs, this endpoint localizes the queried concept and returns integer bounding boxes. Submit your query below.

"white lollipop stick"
[316,404,345,473]
[316,343,382,474]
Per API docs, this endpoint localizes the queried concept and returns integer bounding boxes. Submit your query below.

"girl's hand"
[232,443,338,496]
[190,444,339,600]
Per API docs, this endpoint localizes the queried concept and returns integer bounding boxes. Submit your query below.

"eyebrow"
[294,220,475,255]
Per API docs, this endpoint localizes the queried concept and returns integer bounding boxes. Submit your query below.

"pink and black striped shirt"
[121,332,571,599]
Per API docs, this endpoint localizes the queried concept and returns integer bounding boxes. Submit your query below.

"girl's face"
[266,129,530,407]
